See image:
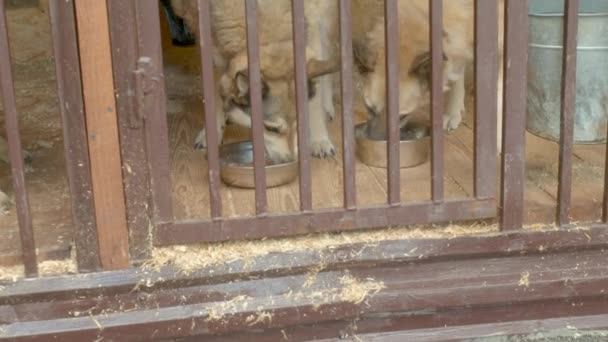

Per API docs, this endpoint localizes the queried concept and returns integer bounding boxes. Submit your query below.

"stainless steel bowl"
[355,122,430,168]
[219,141,298,188]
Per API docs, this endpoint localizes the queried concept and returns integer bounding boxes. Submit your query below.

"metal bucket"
[527,0,608,143]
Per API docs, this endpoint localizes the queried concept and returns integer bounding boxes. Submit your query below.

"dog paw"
[443,112,462,131]
[193,129,207,150]
[310,138,336,159]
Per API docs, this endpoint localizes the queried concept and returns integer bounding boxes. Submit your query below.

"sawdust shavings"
[144,222,499,275]
[519,271,530,288]
[0,258,77,283]
[294,274,385,310]
[203,274,384,324]
[205,295,252,322]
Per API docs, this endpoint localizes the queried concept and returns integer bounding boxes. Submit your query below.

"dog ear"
[409,51,448,80]
[354,40,376,74]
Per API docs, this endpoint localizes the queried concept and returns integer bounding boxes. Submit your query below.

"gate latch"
[131,57,159,128]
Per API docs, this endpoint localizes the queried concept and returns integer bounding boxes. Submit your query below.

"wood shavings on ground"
[0,258,77,282]
[205,295,252,322]
[336,274,385,305]
[144,222,500,274]
[519,272,530,287]
[293,274,385,310]
[204,274,383,324]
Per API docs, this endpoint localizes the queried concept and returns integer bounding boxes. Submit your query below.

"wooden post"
[74,0,130,269]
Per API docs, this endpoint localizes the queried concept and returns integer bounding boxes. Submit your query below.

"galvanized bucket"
[527,0,608,143]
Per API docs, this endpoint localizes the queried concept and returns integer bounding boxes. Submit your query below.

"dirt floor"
[0,6,607,270]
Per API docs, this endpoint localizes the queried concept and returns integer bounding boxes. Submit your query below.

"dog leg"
[444,75,466,131]
[194,90,226,150]
[306,21,336,159]
[309,92,336,158]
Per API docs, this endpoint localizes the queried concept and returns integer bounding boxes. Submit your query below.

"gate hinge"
[131,57,160,128]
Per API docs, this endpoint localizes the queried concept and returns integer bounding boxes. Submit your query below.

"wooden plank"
[74,1,129,270]
[49,0,100,272]
[107,0,154,264]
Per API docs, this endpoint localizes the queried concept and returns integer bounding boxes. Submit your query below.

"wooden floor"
[0,7,606,267]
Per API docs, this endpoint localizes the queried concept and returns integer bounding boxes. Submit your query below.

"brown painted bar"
[429,0,444,202]
[75,0,130,269]
[339,0,356,210]
[49,0,101,272]
[556,0,579,227]
[156,198,496,244]
[134,0,174,224]
[384,0,400,205]
[245,0,268,215]
[107,1,154,263]
[0,0,37,277]
[291,0,312,211]
[500,0,529,231]
[605,122,608,223]
[197,0,223,219]
[474,0,498,199]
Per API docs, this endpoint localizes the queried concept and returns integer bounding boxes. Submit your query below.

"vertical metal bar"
[500,0,529,231]
[340,0,356,209]
[49,0,101,272]
[604,123,608,222]
[108,0,153,263]
[245,0,268,215]
[0,0,37,277]
[385,0,400,205]
[474,0,498,199]
[556,0,579,227]
[291,0,312,212]
[134,0,174,223]
[197,0,223,219]
[429,0,444,202]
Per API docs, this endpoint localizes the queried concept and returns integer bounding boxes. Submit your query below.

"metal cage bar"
[244,0,268,215]
[339,0,356,210]
[291,0,313,212]
[384,0,400,205]
[429,0,445,202]
[197,0,223,219]
[474,0,499,200]
[500,0,529,231]
[556,0,579,227]
[134,0,174,224]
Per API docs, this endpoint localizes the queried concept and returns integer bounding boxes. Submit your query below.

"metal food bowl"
[355,122,430,168]
[219,141,298,188]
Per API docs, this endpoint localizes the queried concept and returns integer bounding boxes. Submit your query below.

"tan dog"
[353,0,505,151]
[170,0,340,163]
